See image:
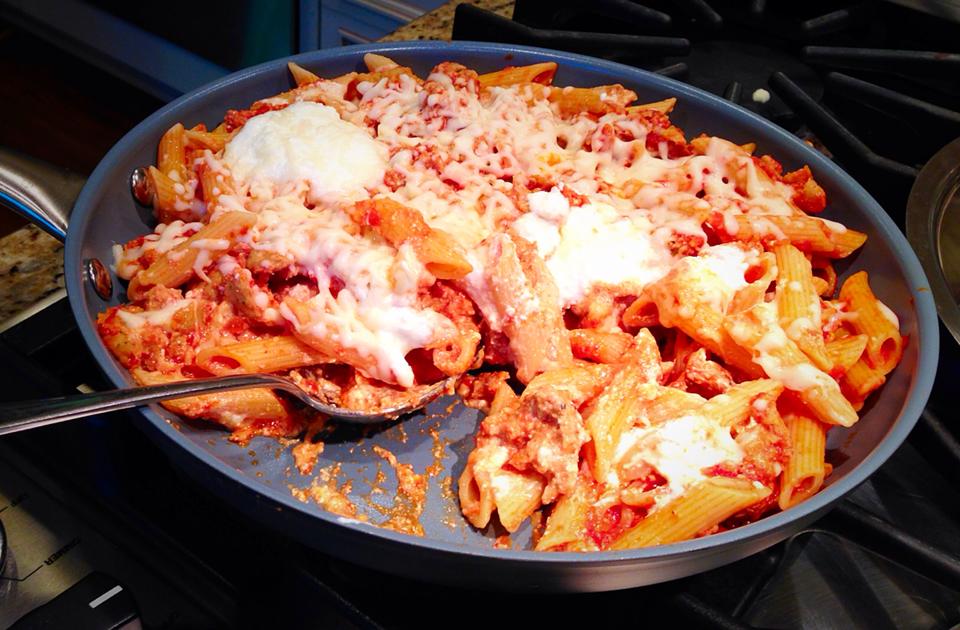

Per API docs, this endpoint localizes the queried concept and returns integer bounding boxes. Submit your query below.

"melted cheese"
[113,221,201,280]
[223,102,387,204]
[746,305,834,391]
[876,300,899,328]
[117,299,194,329]
[699,244,752,292]
[191,69,825,388]
[245,196,444,387]
[513,192,684,306]
[616,415,743,507]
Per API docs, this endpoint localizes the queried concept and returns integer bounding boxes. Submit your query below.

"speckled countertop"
[0,0,514,323]
[0,225,64,321]
[382,0,513,41]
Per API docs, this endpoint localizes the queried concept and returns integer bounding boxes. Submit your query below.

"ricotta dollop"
[223,101,387,203]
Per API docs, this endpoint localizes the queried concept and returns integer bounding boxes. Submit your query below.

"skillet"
[0,41,939,592]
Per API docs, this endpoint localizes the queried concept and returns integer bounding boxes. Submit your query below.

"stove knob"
[10,571,140,630]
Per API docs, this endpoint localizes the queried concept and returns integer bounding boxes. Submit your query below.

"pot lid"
[907,137,960,344]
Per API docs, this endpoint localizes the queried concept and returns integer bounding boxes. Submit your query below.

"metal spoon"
[0,373,452,436]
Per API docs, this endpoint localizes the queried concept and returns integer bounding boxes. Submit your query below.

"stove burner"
[452,4,689,59]
[512,0,673,33]
[672,39,822,127]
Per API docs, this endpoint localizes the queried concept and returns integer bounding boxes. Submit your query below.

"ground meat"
[457,371,512,413]
[683,348,735,397]
[478,388,590,503]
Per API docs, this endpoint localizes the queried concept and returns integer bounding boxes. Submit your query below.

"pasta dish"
[98,54,904,551]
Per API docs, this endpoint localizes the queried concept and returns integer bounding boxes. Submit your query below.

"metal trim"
[346,0,422,22]
[907,136,960,344]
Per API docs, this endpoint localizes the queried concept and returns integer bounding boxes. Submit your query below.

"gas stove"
[2,1,960,627]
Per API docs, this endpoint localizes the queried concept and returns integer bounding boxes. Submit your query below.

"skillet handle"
[0,146,86,241]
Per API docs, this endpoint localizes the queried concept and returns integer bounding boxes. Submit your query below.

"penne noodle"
[570,329,635,364]
[288,61,321,86]
[157,122,188,184]
[585,363,653,484]
[363,52,399,71]
[129,211,255,298]
[536,475,595,551]
[491,469,546,533]
[700,379,783,427]
[196,335,333,374]
[841,356,887,401]
[778,410,828,510]
[626,97,677,114]
[352,198,472,279]
[132,368,296,434]
[185,127,232,152]
[725,303,858,427]
[725,215,866,258]
[838,271,903,374]
[774,242,831,372]
[478,62,558,88]
[645,262,765,379]
[825,334,868,375]
[610,477,771,549]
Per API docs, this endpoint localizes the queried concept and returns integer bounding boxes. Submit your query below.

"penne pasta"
[491,469,546,533]
[778,410,828,510]
[626,97,677,114]
[287,61,321,86]
[536,474,595,551]
[128,211,256,298]
[570,329,635,364]
[723,214,866,258]
[353,198,472,279]
[726,303,858,427]
[132,368,298,436]
[478,62,557,88]
[585,363,653,484]
[157,122,188,184]
[700,379,783,427]
[839,271,903,374]
[196,335,333,374]
[825,334,868,375]
[610,477,771,549]
[773,242,831,371]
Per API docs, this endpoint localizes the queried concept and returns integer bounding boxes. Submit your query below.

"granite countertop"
[0,0,514,323]
[0,225,64,321]
[381,0,513,41]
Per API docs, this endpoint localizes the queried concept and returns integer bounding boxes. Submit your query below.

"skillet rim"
[63,40,939,566]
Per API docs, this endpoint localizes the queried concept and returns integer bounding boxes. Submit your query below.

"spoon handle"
[0,374,277,435]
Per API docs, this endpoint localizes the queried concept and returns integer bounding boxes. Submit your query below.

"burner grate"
[452,4,689,58]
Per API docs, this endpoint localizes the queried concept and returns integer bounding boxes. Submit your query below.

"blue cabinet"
[0,0,448,102]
